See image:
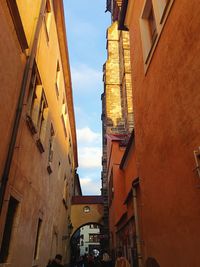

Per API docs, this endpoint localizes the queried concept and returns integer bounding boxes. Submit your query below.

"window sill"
[36,139,45,153]
[160,0,172,24]
[47,163,53,174]
[55,83,59,98]
[26,115,37,135]
[44,22,50,43]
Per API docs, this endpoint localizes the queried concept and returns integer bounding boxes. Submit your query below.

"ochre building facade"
[0,1,78,266]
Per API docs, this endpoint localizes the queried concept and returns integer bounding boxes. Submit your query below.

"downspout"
[0,0,47,214]
[132,182,143,267]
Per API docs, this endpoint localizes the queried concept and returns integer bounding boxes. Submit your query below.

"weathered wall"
[105,22,123,133]
[0,1,27,181]
[0,1,76,266]
[128,0,200,266]
[107,139,126,251]
[71,204,104,235]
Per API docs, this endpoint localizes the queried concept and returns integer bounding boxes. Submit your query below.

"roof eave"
[53,0,78,168]
[118,0,129,30]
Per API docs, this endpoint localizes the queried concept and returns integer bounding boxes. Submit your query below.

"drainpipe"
[0,0,47,214]
[132,182,143,267]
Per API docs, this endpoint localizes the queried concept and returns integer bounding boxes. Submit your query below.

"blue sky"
[63,1,110,195]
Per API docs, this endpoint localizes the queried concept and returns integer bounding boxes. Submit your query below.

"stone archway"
[145,257,160,267]
[70,196,104,236]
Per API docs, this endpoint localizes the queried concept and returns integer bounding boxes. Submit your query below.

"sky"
[63,1,110,195]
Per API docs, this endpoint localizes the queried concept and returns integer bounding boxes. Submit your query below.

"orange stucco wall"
[123,141,138,198]
[128,0,200,266]
[107,139,128,250]
[107,140,124,248]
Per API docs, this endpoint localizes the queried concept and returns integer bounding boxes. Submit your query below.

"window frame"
[26,62,48,153]
[44,0,51,41]
[140,0,175,73]
[6,0,28,50]
[33,218,42,261]
[89,234,100,243]
[157,0,171,23]
[0,196,19,263]
[140,0,158,65]
[47,124,55,174]
[26,63,42,135]
[55,61,61,97]
[194,148,200,178]
[35,89,48,153]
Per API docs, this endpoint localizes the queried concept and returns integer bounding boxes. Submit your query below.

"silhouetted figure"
[101,252,112,267]
[47,254,64,267]
[87,254,95,267]
[94,256,102,267]
[115,251,130,267]
[145,257,160,267]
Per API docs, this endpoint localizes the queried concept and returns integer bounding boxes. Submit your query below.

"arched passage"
[71,196,104,235]
[70,222,103,265]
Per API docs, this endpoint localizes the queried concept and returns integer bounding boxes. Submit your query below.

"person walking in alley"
[115,251,130,267]
[101,252,112,267]
[47,254,64,267]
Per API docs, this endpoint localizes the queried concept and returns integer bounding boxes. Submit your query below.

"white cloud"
[71,64,102,92]
[78,146,101,169]
[77,127,101,145]
[80,177,101,195]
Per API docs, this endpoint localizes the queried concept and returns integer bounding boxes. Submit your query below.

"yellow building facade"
[103,21,133,134]
[0,1,78,266]
[101,5,133,249]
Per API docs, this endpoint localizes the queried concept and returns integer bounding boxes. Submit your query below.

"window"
[62,103,67,116]
[89,234,100,243]
[83,206,90,213]
[148,6,157,44]
[33,218,42,260]
[55,61,60,96]
[63,181,68,208]
[48,124,55,163]
[109,170,114,206]
[140,0,174,70]
[90,224,99,229]
[68,154,71,165]
[6,0,28,50]
[0,196,19,263]
[37,92,48,139]
[26,63,48,152]
[58,161,62,180]
[36,91,48,153]
[140,0,158,64]
[61,113,67,137]
[26,63,42,134]
[69,137,72,147]
[47,124,55,174]
[157,0,171,23]
[44,0,51,40]
[194,148,200,178]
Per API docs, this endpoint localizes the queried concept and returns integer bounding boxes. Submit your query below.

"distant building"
[0,1,78,266]
[80,224,100,256]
